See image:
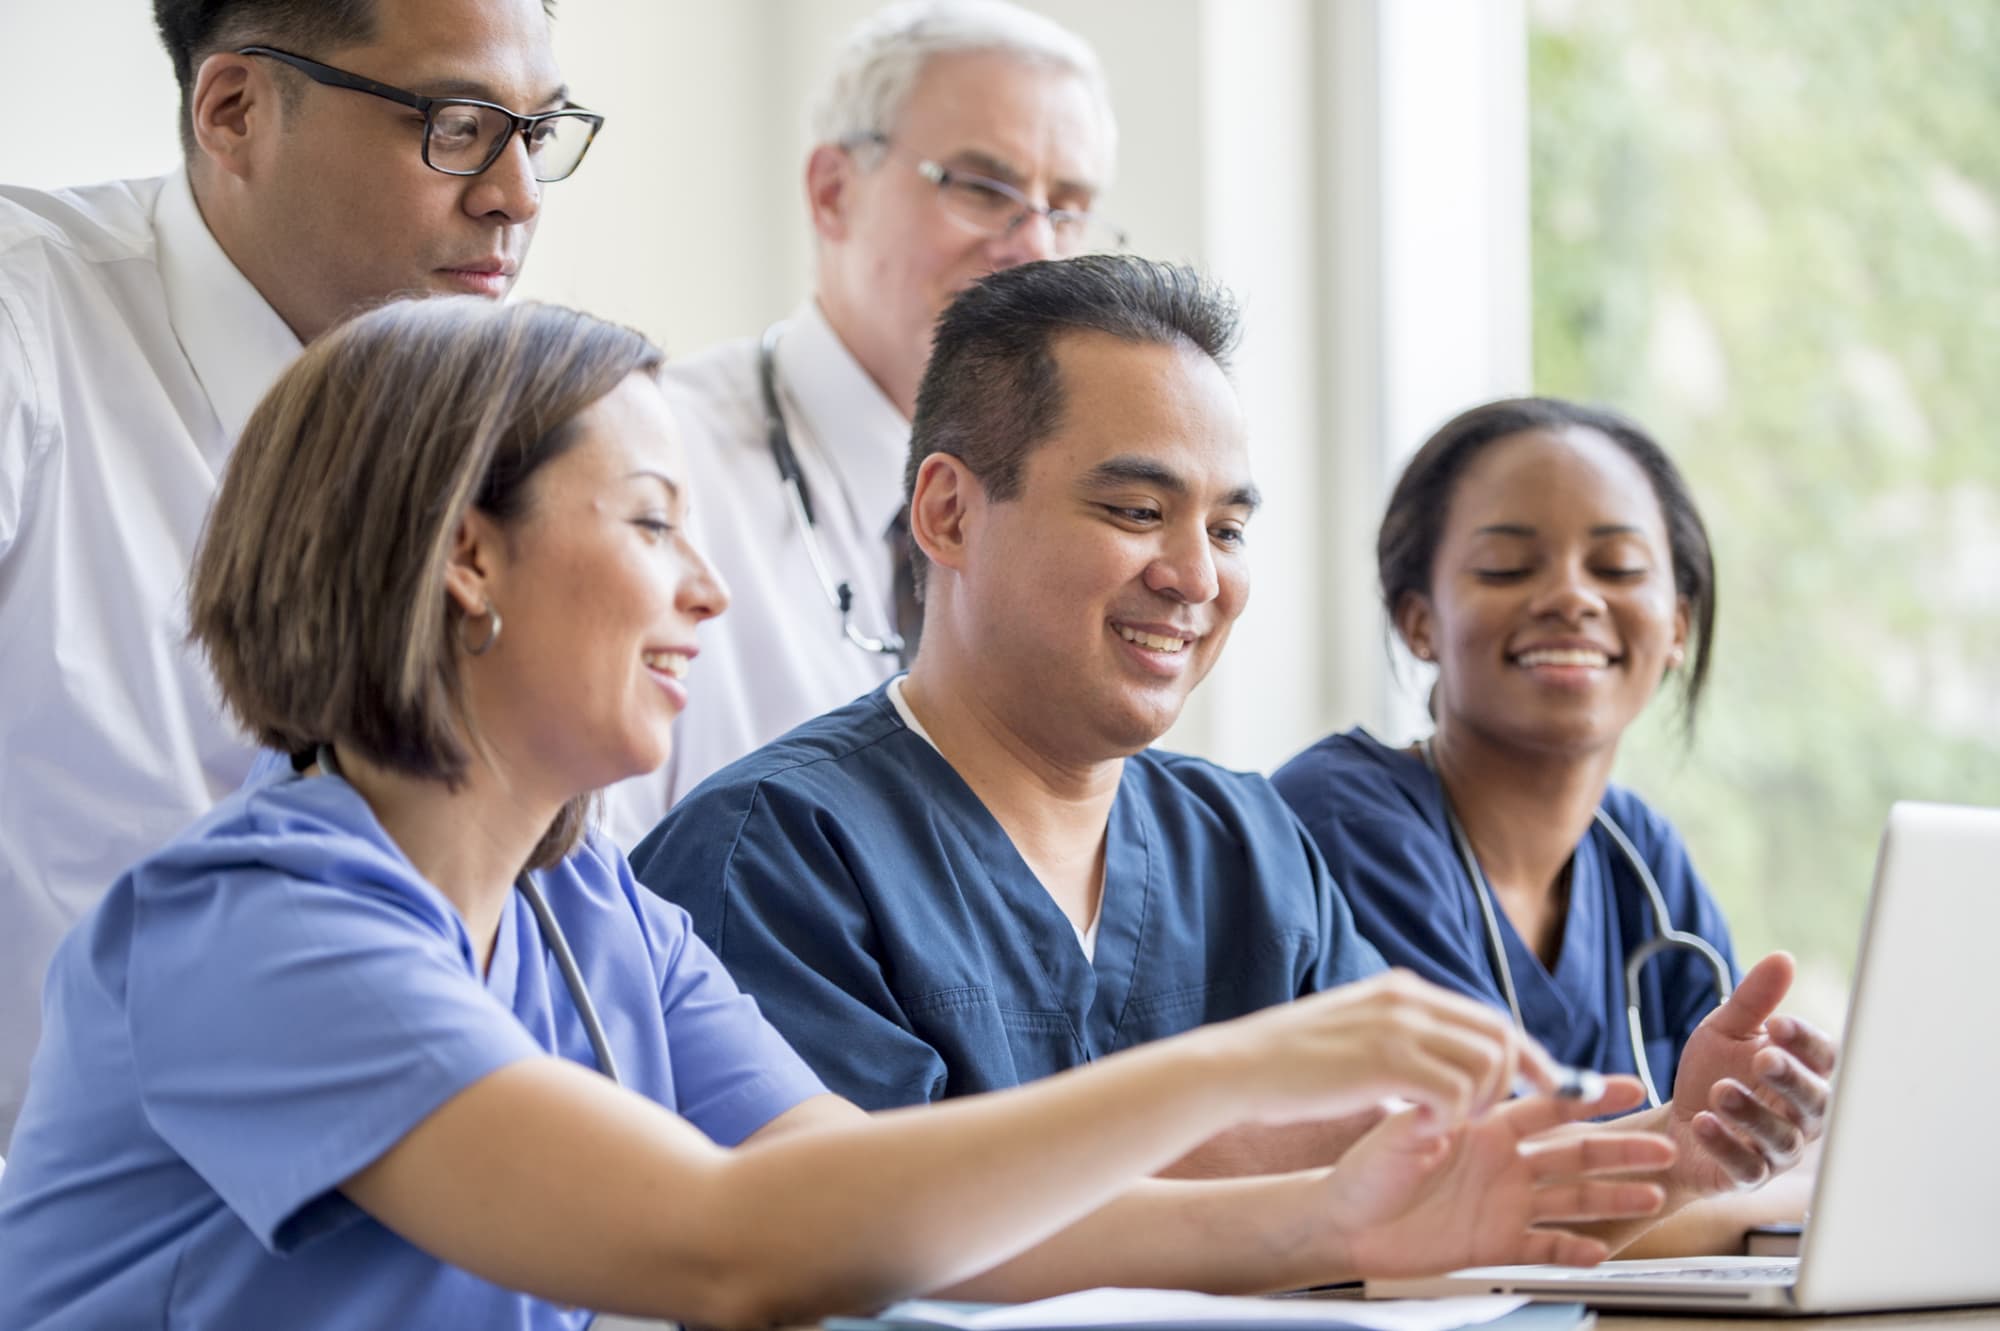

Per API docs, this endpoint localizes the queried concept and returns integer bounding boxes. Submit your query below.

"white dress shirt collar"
[777,299,910,541]
[153,169,302,457]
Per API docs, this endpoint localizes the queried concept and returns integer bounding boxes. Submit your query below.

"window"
[1530,0,2000,1024]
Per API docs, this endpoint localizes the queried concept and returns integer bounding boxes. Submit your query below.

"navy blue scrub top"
[633,684,1387,1110]
[1271,729,1738,1091]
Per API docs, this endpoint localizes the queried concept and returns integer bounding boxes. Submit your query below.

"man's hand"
[1216,970,1567,1131]
[1322,1077,1675,1278]
[1667,952,1837,1199]
[1157,1107,1389,1179]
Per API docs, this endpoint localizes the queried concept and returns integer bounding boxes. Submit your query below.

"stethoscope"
[1418,737,1732,1107]
[315,745,621,1087]
[758,322,905,659]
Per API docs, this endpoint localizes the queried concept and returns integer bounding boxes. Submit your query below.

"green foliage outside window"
[1529,0,2000,1024]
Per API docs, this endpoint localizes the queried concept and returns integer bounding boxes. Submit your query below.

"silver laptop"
[1367,801,2000,1314]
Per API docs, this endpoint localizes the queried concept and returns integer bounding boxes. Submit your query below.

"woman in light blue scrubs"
[0,307,1678,1330]
[1273,397,1839,1252]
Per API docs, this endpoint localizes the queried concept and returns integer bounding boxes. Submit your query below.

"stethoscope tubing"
[515,867,622,1087]
[1419,737,1732,1107]
[757,321,904,659]
[314,745,621,1087]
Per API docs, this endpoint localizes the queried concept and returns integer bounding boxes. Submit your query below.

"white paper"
[882,1289,1529,1331]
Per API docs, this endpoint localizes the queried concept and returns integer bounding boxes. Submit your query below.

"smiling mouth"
[1113,624,1193,654]
[1513,647,1615,668]
[642,649,691,678]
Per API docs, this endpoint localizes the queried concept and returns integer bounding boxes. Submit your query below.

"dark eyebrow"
[1083,455,1261,513]
[1473,522,1648,536]
[626,468,681,500]
[1473,522,1650,541]
[415,77,570,110]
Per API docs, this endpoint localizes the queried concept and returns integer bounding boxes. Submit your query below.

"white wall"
[0,0,1532,770]
[0,5,184,183]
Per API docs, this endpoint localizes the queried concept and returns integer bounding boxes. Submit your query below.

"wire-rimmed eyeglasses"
[854,133,1126,256]
[237,45,604,182]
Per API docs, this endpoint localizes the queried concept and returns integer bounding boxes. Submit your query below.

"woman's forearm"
[346,971,1568,1326]
[345,1035,1262,1329]
[694,1034,1259,1322]
[934,1172,1346,1302]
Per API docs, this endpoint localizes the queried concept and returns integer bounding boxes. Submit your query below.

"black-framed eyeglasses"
[237,45,603,182]
[854,133,1127,256]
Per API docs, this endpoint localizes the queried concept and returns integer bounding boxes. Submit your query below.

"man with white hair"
[603,0,1124,842]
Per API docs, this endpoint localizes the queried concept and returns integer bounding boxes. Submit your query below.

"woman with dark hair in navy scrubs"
[1274,397,1839,1254]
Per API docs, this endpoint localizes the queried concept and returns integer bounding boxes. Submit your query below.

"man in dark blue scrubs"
[632,255,1387,1173]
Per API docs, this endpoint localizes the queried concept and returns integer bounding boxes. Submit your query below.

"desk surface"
[590,1307,2000,1331]
[1600,1311,2000,1331]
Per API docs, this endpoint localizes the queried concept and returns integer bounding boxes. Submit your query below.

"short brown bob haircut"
[190,296,663,867]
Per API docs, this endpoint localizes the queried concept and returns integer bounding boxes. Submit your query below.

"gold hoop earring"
[458,601,502,656]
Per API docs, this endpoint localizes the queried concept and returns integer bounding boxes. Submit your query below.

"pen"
[1515,1065,1607,1101]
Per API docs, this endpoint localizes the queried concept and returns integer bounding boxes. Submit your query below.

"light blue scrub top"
[631,684,1386,1111]
[1271,729,1739,1088]
[0,767,825,1331]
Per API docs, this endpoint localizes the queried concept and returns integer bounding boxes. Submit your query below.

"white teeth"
[642,650,691,679]
[1515,648,1610,668]
[1114,625,1191,653]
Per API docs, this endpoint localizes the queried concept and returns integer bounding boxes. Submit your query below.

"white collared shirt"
[601,302,908,848]
[0,169,301,1146]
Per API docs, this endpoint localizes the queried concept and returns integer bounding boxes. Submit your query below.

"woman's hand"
[1215,969,1567,1132]
[1666,952,1837,1198]
[1323,1077,1675,1277]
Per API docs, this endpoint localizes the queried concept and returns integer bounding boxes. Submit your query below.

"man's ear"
[189,51,277,182]
[908,453,982,584]
[805,143,858,244]
[1394,592,1438,664]
[443,507,507,619]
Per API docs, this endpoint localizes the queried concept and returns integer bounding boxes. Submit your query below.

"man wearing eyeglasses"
[0,0,597,1146]
[601,0,1125,846]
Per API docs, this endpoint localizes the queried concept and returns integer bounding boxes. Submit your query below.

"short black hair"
[1378,395,1719,721]
[904,254,1241,596]
[153,0,557,154]
[155,1,374,152]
